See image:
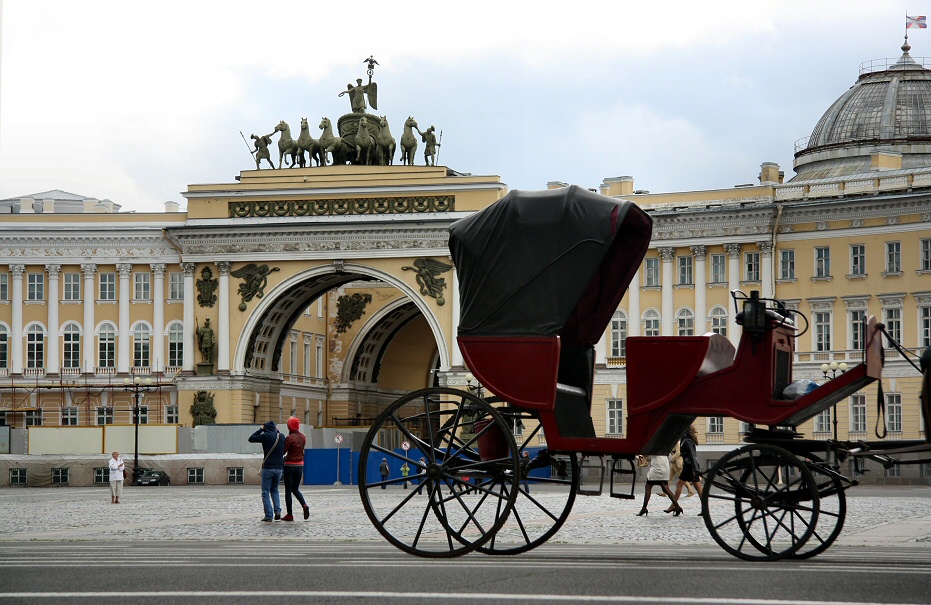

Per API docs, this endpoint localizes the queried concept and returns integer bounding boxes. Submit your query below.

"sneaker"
[261,518,273,522]
[303,505,310,520]
[281,514,294,522]
[274,513,281,521]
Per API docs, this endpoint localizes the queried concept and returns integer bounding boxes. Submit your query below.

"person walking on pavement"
[670,425,704,514]
[281,417,309,521]
[520,451,531,493]
[637,453,681,516]
[249,420,285,522]
[400,462,410,489]
[379,458,390,489]
[108,451,125,504]
[668,439,696,498]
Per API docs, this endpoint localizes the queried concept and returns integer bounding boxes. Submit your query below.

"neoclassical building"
[0,43,929,481]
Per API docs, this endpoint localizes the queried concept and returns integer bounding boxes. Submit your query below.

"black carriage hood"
[449,185,652,346]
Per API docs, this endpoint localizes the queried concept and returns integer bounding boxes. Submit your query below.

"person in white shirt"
[108,451,125,504]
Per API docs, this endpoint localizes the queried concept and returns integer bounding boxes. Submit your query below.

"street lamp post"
[123,376,154,484]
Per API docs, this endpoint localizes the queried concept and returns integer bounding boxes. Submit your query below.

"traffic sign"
[401,441,410,451]
[335,434,344,444]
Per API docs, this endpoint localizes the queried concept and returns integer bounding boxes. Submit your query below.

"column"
[725,243,742,346]
[81,264,97,373]
[451,266,463,367]
[45,264,61,374]
[10,265,25,374]
[658,247,675,335]
[182,263,196,372]
[628,269,640,337]
[151,264,166,373]
[216,262,231,373]
[116,263,132,373]
[758,241,774,300]
[691,246,707,335]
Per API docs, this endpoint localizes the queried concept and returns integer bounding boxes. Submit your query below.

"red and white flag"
[907,15,927,29]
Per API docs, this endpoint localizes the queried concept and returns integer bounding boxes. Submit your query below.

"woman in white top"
[636,453,681,516]
[108,451,125,504]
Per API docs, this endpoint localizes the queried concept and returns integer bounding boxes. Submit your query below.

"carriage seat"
[553,383,597,439]
[697,332,737,377]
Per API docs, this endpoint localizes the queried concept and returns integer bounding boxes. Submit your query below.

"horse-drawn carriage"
[357,186,931,560]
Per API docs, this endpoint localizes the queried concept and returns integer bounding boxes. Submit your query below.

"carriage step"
[577,455,605,496]
[609,458,637,500]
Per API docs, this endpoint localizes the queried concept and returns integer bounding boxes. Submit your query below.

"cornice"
[650,206,776,242]
[0,234,179,262]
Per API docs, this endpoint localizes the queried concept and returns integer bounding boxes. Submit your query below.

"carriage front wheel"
[701,444,820,561]
[358,387,520,558]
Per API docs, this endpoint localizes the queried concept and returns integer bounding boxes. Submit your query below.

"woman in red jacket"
[282,417,310,521]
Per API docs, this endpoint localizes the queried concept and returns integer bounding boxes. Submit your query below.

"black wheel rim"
[789,460,847,559]
[701,444,820,561]
[358,387,520,558]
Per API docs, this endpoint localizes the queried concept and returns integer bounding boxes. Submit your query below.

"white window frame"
[643,310,660,337]
[644,257,660,287]
[885,241,901,274]
[850,244,866,276]
[813,311,832,352]
[885,393,902,433]
[849,309,865,351]
[921,238,931,271]
[814,409,831,434]
[133,324,151,368]
[99,273,116,301]
[708,417,724,434]
[166,405,179,424]
[850,394,866,434]
[710,307,727,337]
[815,247,831,278]
[27,273,45,301]
[606,399,624,436]
[62,323,81,370]
[744,252,760,282]
[884,306,902,346]
[677,255,693,286]
[61,407,79,426]
[710,254,726,283]
[133,272,151,301]
[168,271,184,300]
[610,311,627,358]
[779,249,795,280]
[63,272,81,301]
[676,308,694,336]
[98,324,116,368]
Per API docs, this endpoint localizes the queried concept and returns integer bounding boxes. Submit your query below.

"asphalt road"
[1,541,929,605]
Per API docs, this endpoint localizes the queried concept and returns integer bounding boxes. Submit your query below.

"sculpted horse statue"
[319,117,348,166]
[274,120,302,168]
[375,116,396,166]
[400,117,418,166]
[354,116,377,165]
[298,118,323,167]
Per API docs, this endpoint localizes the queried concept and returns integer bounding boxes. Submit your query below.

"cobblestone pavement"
[1,484,929,547]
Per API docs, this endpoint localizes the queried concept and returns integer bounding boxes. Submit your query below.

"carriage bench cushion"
[553,383,596,439]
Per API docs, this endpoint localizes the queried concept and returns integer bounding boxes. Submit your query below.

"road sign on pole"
[401,441,410,451]
[334,434,344,486]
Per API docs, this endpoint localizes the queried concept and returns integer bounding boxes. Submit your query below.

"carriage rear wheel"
[474,405,580,555]
[358,387,520,558]
[701,444,820,561]
[788,459,847,559]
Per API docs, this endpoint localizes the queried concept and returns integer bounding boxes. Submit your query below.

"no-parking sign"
[401,441,410,451]
[335,434,344,444]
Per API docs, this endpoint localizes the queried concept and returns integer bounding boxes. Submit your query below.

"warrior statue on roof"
[339,55,379,113]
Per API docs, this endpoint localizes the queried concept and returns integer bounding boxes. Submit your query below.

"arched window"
[710,307,728,337]
[27,325,45,369]
[610,311,628,358]
[168,323,184,368]
[643,310,660,337]
[677,309,694,336]
[62,323,81,369]
[133,324,151,368]
[98,323,116,369]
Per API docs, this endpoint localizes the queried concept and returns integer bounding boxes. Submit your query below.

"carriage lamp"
[123,376,155,484]
[820,361,848,379]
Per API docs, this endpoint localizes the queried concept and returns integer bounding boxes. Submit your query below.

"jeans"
[283,465,307,516]
[260,468,283,520]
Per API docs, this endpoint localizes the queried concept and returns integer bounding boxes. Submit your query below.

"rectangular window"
[850,245,866,276]
[134,272,151,301]
[0,273,8,301]
[884,463,901,478]
[289,339,297,376]
[644,258,660,287]
[921,462,931,479]
[94,467,109,484]
[606,399,624,436]
[850,394,866,434]
[52,468,69,485]
[166,405,179,424]
[227,467,244,484]
[677,256,693,285]
[304,341,312,376]
[610,314,627,358]
[168,330,183,367]
[63,330,80,369]
[885,241,901,273]
[27,273,45,301]
[61,407,79,426]
[188,468,205,484]
[885,393,902,433]
[96,406,113,425]
[10,468,27,485]
[850,309,865,351]
[922,238,931,271]
[25,410,43,426]
[779,249,795,280]
[27,331,44,369]
[316,338,324,377]
[815,247,831,278]
[134,334,150,368]
[744,252,760,282]
[921,307,931,349]
[708,417,724,434]
[814,311,831,352]
[710,254,726,283]
[710,310,727,337]
[135,405,149,426]
[169,272,184,300]
[814,409,831,434]
[99,273,116,300]
[99,332,116,368]
[644,314,660,337]
[0,331,8,369]
[63,273,81,301]
[0,411,6,426]
[884,307,902,346]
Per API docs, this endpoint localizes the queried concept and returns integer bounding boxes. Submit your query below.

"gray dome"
[792,41,931,181]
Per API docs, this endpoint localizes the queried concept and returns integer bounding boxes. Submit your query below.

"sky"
[0,1,926,213]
